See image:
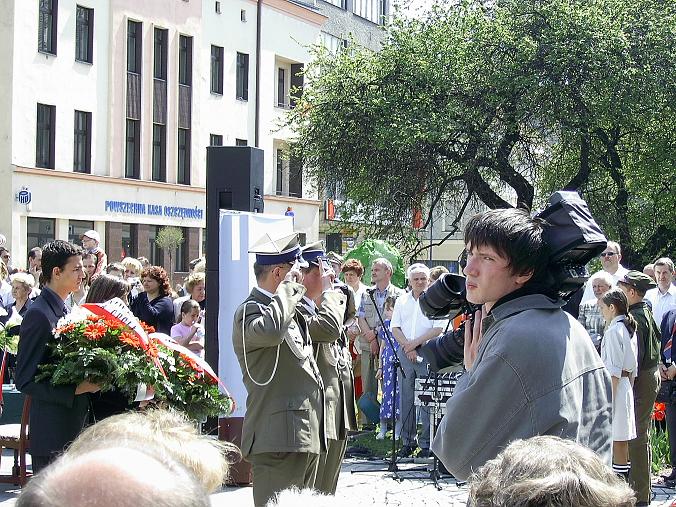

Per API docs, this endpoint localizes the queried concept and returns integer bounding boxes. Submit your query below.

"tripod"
[351,289,427,481]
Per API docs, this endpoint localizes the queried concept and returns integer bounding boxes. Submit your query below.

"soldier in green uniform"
[298,242,358,495]
[232,234,346,507]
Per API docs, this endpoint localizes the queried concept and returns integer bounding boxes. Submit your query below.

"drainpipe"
[255,0,262,147]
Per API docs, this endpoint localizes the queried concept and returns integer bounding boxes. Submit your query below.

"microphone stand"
[351,289,427,481]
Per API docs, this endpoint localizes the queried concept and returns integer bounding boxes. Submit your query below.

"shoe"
[376,430,386,440]
[345,444,372,457]
[662,469,676,481]
[417,448,431,459]
[397,445,416,458]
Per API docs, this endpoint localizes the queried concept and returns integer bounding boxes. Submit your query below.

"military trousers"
[314,438,347,495]
[249,451,319,507]
[628,367,660,503]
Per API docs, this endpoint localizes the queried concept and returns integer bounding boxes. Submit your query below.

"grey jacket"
[432,293,612,480]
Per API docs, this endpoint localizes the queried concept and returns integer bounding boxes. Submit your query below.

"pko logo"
[17,188,32,205]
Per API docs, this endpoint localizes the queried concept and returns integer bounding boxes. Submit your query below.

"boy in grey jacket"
[432,208,612,481]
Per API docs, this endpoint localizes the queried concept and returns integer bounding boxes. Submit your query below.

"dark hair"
[140,266,171,297]
[465,208,549,281]
[41,241,83,283]
[253,262,288,282]
[86,274,130,304]
[342,259,364,278]
[179,299,201,323]
[106,262,125,275]
[601,288,637,336]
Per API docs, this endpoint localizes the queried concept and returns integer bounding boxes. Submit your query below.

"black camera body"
[417,191,607,372]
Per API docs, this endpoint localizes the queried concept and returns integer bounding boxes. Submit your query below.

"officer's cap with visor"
[249,233,308,268]
[301,241,326,267]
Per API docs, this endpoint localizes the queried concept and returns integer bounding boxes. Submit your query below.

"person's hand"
[660,364,670,381]
[320,265,335,292]
[347,323,360,338]
[403,340,417,354]
[667,364,676,381]
[370,339,380,356]
[376,367,383,380]
[364,328,377,343]
[75,380,101,395]
[406,349,418,362]
[284,265,303,284]
[464,307,485,370]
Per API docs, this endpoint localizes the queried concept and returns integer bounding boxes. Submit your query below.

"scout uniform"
[299,243,357,495]
[231,234,345,507]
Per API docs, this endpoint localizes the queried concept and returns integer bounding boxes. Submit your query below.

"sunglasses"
[599,252,617,258]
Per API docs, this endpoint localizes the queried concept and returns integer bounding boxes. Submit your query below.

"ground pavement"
[1,453,676,505]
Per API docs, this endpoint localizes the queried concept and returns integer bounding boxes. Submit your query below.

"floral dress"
[379,319,400,421]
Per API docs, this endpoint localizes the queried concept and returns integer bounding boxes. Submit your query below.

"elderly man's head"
[590,271,614,300]
[407,263,430,297]
[467,436,635,506]
[370,258,393,287]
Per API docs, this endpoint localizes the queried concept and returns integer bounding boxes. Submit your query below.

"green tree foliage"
[156,226,184,279]
[288,0,675,266]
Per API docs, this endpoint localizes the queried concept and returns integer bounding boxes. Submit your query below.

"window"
[235,138,247,146]
[68,220,93,245]
[178,35,193,86]
[36,103,56,169]
[240,9,246,22]
[321,32,345,54]
[125,119,140,178]
[276,149,284,195]
[236,52,249,101]
[325,0,347,7]
[73,110,91,173]
[277,68,287,108]
[75,5,93,63]
[38,0,58,55]
[215,1,221,14]
[153,28,168,80]
[177,128,191,185]
[210,45,223,94]
[127,20,142,74]
[353,0,386,24]
[152,124,166,181]
[289,154,303,198]
[27,217,55,251]
[120,223,138,259]
[148,226,163,267]
[210,134,223,146]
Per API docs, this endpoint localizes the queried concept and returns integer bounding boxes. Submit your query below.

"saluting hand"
[284,266,304,284]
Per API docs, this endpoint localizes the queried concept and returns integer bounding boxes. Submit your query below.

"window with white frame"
[323,0,347,8]
[321,32,345,55]
[353,0,385,24]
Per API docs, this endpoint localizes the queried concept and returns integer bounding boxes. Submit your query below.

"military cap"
[326,251,344,265]
[618,270,657,293]
[301,241,326,266]
[249,233,308,267]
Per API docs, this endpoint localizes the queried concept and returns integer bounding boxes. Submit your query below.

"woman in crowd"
[130,266,174,335]
[171,299,205,358]
[0,260,12,307]
[173,272,206,322]
[5,272,36,319]
[578,271,614,352]
[599,288,638,480]
[375,296,399,440]
[342,259,367,404]
[85,274,133,421]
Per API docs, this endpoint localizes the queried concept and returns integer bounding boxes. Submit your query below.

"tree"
[288,0,676,266]
[155,226,184,282]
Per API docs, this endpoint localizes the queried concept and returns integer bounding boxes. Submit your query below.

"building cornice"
[13,166,207,194]
[247,0,327,27]
[264,193,321,206]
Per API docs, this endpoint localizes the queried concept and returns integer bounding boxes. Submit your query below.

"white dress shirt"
[645,285,676,327]
[390,291,446,342]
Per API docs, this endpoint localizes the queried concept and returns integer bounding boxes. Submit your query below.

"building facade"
[3,0,391,276]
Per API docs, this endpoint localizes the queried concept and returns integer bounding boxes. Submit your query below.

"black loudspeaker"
[204,146,264,375]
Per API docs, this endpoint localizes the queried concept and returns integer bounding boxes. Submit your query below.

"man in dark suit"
[16,240,100,473]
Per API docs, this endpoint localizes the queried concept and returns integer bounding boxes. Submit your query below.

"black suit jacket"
[15,287,89,457]
[661,309,676,364]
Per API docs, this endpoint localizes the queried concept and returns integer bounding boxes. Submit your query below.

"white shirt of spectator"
[645,285,676,327]
[390,290,446,343]
[580,265,629,304]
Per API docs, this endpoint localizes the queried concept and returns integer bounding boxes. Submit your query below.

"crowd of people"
[1,210,676,506]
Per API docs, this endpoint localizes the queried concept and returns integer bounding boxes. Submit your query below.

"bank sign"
[104,200,204,220]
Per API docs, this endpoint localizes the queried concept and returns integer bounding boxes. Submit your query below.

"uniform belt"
[621,370,632,378]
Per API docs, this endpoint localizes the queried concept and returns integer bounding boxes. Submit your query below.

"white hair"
[590,271,614,288]
[406,263,430,279]
[371,257,393,274]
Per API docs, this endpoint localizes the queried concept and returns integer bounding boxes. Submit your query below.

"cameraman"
[431,208,612,481]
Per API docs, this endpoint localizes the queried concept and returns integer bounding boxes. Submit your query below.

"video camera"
[417,191,608,371]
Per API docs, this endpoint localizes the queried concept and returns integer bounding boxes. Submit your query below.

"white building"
[0,0,387,277]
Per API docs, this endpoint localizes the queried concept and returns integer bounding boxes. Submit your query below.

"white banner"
[217,211,294,417]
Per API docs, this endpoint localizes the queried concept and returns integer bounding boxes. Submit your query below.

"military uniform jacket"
[232,281,345,458]
[299,290,353,441]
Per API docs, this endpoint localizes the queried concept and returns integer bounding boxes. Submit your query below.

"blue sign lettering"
[104,200,203,220]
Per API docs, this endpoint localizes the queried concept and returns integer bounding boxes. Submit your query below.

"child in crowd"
[599,288,638,480]
[376,296,400,440]
[170,299,205,359]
